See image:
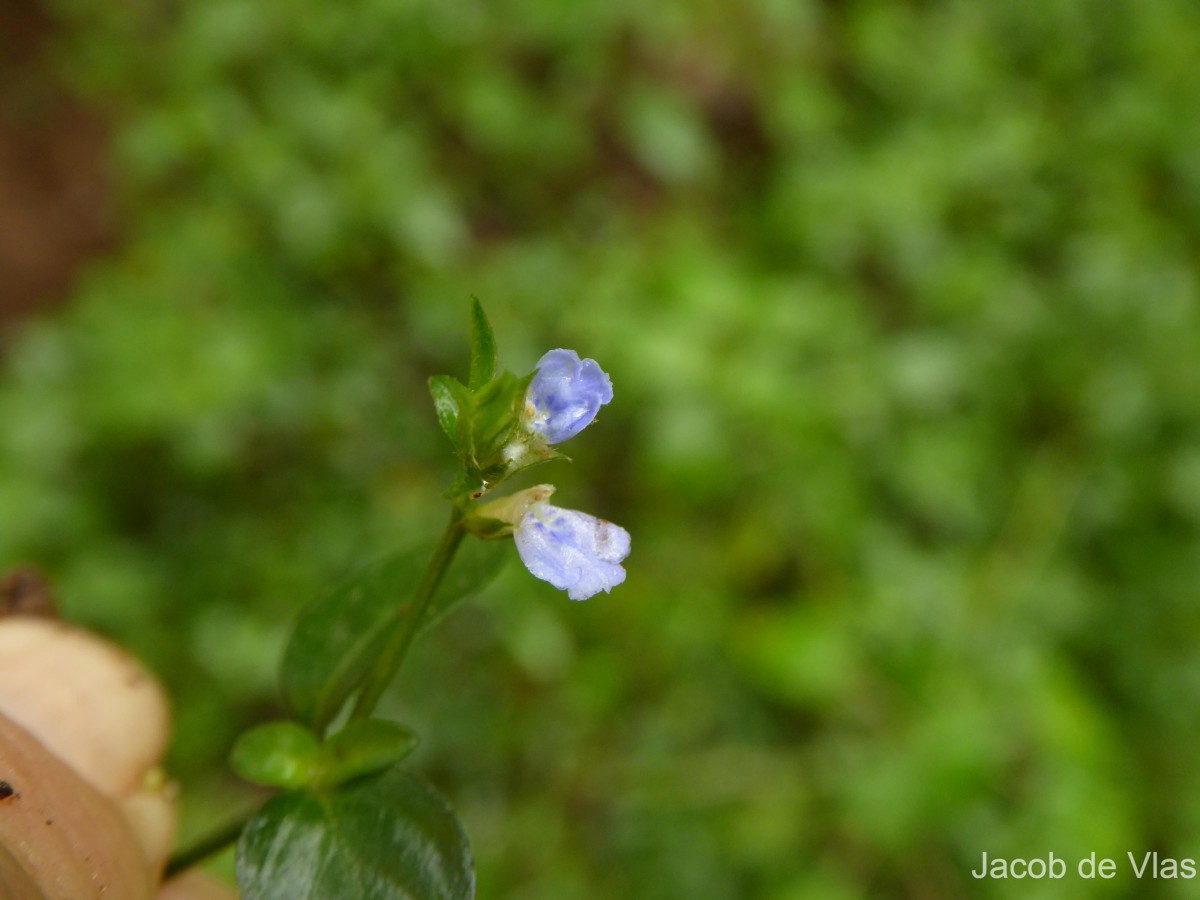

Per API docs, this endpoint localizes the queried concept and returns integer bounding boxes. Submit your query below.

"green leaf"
[421,536,509,631]
[230,719,420,793]
[237,768,474,900]
[428,375,465,443]
[314,719,420,789]
[282,550,425,734]
[280,536,497,733]
[230,721,322,789]
[467,298,496,391]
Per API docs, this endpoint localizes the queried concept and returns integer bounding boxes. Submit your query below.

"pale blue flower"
[514,500,631,601]
[525,349,613,444]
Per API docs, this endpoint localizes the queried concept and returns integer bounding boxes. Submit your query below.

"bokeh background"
[3,1,1200,897]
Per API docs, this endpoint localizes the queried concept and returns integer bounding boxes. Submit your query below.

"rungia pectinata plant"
[171,301,629,899]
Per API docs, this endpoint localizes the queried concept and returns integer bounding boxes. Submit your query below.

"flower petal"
[514,502,630,601]
[525,349,614,444]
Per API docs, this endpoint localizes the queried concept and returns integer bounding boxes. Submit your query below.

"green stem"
[165,509,468,876]
[165,808,256,878]
[349,507,466,721]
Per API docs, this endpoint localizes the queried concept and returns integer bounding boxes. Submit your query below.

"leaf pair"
[233,534,505,899]
[231,718,419,792]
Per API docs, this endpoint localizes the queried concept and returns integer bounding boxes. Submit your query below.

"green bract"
[429,300,559,499]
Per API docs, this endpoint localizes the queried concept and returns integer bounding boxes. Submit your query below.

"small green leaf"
[467,298,496,391]
[428,375,465,442]
[282,550,425,734]
[237,768,475,900]
[314,719,420,789]
[231,722,322,789]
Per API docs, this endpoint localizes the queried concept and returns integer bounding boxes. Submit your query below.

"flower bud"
[524,349,613,444]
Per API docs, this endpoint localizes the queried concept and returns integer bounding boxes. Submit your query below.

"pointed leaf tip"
[468,298,497,391]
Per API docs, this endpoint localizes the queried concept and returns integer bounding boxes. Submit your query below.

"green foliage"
[231,721,322,789]
[282,535,505,735]
[318,719,421,789]
[428,376,466,444]
[283,550,428,734]
[231,719,420,792]
[420,536,510,631]
[6,0,1200,896]
[238,768,473,900]
[440,369,537,497]
[426,303,551,498]
[467,298,497,392]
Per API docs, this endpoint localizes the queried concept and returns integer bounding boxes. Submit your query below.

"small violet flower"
[525,349,613,444]
[504,486,631,601]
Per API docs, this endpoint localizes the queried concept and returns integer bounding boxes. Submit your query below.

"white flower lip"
[513,500,631,601]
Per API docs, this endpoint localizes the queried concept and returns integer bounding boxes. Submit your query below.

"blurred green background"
[3,0,1200,897]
